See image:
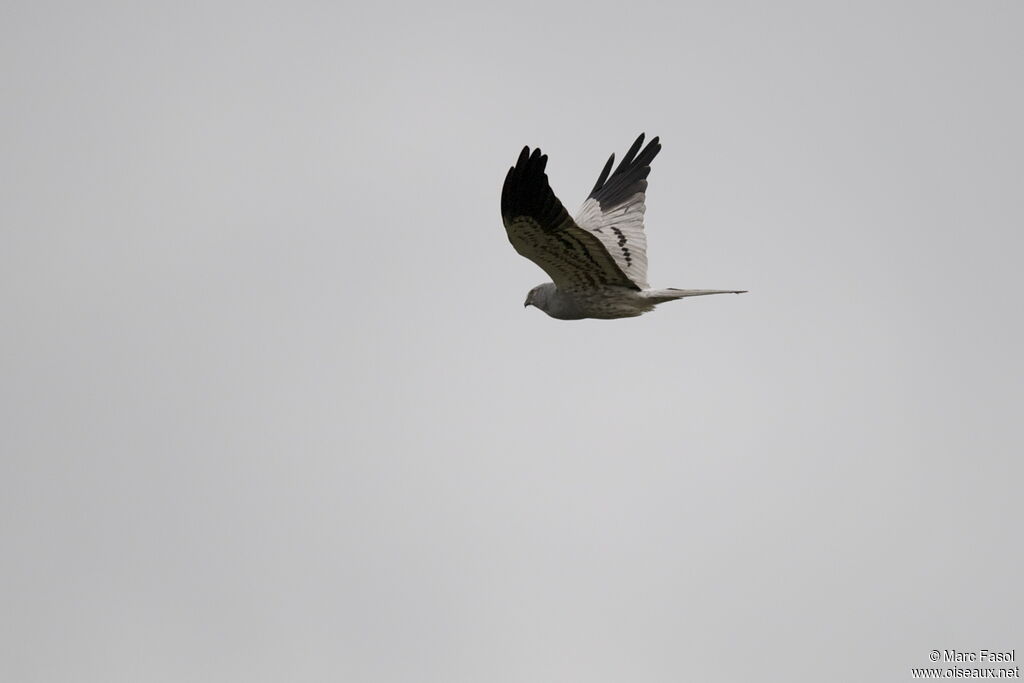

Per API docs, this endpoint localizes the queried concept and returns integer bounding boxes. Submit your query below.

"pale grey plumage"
[501,134,746,320]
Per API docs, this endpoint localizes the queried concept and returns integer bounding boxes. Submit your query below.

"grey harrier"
[501,134,746,319]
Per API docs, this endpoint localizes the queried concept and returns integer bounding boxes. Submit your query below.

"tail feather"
[644,288,748,304]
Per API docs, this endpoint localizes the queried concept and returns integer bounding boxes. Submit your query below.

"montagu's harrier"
[501,133,746,319]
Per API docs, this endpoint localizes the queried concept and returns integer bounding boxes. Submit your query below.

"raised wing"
[574,133,661,289]
[501,146,640,292]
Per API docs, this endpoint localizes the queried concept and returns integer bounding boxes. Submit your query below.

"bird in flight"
[501,133,746,319]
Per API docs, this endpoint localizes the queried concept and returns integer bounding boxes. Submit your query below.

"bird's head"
[524,283,555,310]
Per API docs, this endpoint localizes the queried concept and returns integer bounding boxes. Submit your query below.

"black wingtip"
[501,141,570,230]
[614,133,645,174]
[590,154,615,196]
[588,133,662,209]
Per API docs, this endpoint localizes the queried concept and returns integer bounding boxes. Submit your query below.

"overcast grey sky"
[2,1,1022,681]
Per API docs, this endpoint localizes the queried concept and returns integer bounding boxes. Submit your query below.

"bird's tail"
[644,288,748,304]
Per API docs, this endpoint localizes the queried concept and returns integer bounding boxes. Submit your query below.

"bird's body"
[524,283,741,320]
[524,283,651,320]
[501,134,746,320]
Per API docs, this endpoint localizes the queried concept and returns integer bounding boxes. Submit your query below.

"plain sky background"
[2,2,1022,681]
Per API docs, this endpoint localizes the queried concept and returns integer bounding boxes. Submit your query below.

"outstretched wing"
[574,133,661,289]
[501,146,640,292]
